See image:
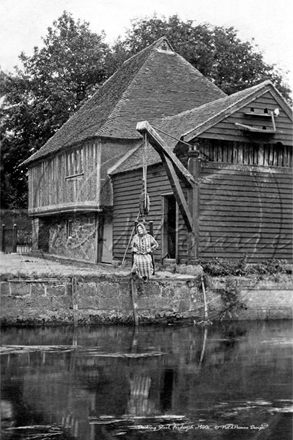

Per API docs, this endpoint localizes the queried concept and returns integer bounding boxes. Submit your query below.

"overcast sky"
[1,0,293,92]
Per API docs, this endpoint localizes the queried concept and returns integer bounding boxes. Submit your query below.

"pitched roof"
[110,80,290,175]
[23,37,226,166]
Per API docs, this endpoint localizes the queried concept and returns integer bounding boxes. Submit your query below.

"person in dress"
[131,223,158,280]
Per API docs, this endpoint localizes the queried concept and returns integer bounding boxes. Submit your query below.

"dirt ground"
[0,252,130,278]
[0,252,177,279]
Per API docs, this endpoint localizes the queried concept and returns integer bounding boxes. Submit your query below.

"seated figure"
[131,223,158,281]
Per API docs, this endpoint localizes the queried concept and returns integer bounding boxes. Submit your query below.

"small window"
[66,147,84,177]
[264,108,268,114]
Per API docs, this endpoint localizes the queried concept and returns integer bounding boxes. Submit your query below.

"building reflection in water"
[1,322,292,440]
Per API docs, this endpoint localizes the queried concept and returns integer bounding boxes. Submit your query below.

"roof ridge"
[96,41,165,135]
[118,36,173,69]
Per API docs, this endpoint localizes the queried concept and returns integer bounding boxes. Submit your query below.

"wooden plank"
[198,252,292,262]
[200,187,293,197]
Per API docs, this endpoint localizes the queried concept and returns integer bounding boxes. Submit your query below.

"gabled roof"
[23,37,226,166]
[110,80,292,175]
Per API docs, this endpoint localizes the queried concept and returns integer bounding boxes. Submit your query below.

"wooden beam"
[161,154,193,232]
[136,120,195,233]
[235,122,276,133]
[136,121,195,188]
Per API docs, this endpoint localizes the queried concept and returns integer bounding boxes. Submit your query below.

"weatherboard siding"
[112,164,173,262]
[112,148,292,264]
[112,164,194,264]
[28,140,101,215]
[198,163,293,262]
[198,92,292,144]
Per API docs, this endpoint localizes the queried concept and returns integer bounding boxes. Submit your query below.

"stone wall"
[48,213,97,262]
[0,274,292,326]
[0,274,203,325]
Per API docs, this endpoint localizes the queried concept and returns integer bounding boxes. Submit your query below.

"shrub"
[194,257,289,277]
[217,277,246,320]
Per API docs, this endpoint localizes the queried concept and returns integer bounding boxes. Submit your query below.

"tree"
[111,15,291,99]
[1,11,110,209]
[2,13,291,209]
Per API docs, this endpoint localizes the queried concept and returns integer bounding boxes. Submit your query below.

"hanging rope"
[139,133,150,216]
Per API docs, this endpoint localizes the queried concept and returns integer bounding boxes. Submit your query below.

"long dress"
[131,232,158,279]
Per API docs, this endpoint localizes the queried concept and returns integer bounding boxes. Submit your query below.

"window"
[65,147,84,177]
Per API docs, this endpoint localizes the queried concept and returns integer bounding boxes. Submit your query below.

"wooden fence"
[0,224,32,254]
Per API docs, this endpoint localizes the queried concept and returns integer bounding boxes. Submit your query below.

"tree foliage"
[1,12,291,209]
[1,11,109,208]
[112,15,291,98]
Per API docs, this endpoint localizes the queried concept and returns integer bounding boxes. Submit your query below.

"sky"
[1,0,293,93]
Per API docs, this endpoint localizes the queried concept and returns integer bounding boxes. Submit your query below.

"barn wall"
[198,138,292,168]
[198,162,293,262]
[28,140,101,215]
[112,163,192,264]
[100,138,141,207]
[112,165,171,262]
[198,91,292,144]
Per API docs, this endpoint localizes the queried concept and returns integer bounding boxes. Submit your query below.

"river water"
[1,321,292,440]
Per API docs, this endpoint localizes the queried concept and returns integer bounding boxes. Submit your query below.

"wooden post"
[1,224,5,252]
[130,277,139,326]
[13,224,17,253]
[71,277,79,327]
[187,146,200,262]
[201,275,208,322]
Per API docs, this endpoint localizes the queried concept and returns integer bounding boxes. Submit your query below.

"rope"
[121,120,211,160]
[139,132,150,216]
[152,125,212,160]
[143,132,147,206]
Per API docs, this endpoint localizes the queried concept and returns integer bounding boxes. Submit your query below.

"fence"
[0,224,32,254]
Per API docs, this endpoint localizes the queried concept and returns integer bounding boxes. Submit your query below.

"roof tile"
[24,37,225,165]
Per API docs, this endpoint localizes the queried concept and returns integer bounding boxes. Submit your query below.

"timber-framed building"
[22,38,293,265]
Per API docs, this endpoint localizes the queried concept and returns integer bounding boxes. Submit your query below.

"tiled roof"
[23,37,225,166]
[110,80,280,175]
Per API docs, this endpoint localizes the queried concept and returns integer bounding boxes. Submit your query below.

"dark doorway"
[162,195,177,260]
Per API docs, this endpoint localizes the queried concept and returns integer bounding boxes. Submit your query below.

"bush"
[194,257,289,277]
[217,277,246,320]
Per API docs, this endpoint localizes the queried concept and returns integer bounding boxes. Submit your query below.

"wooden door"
[162,194,177,261]
[101,217,113,263]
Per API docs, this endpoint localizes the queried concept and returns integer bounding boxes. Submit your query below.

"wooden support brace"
[161,154,193,232]
[136,121,195,233]
[136,121,195,188]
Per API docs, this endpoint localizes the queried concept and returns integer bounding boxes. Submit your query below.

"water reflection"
[1,321,292,439]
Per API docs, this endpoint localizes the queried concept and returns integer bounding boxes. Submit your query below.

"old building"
[23,38,292,265]
[110,80,293,264]
[22,37,225,263]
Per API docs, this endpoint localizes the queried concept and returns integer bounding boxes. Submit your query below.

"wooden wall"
[112,146,292,263]
[199,138,292,168]
[28,140,101,215]
[112,165,173,262]
[199,91,292,144]
[198,162,293,262]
